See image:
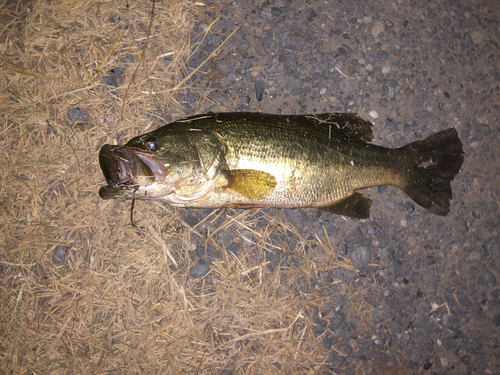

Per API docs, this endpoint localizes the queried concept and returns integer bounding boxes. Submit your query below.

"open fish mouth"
[99,144,169,198]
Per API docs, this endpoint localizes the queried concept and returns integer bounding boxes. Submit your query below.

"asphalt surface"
[169,1,500,374]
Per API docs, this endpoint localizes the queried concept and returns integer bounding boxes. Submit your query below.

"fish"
[98,112,464,218]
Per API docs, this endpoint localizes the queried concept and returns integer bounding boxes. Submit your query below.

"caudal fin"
[400,128,464,216]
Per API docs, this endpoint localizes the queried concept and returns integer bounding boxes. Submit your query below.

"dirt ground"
[1,0,499,374]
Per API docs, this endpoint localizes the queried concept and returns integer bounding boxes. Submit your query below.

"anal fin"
[320,192,372,219]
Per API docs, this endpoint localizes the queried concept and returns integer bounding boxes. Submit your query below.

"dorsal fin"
[300,113,374,143]
[147,112,374,144]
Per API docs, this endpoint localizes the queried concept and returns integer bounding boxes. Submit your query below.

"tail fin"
[400,128,464,216]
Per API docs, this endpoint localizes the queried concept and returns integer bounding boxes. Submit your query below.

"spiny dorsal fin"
[306,113,374,143]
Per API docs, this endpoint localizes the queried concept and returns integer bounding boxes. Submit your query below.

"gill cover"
[98,127,228,201]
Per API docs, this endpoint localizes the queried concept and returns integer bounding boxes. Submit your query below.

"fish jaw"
[98,144,225,202]
[98,144,172,199]
[99,170,226,203]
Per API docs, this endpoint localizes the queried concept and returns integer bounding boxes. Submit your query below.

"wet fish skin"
[99,112,464,218]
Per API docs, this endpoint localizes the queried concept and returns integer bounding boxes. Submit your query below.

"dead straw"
[120,0,156,120]
[62,199,99,375]
[0,0,369,373]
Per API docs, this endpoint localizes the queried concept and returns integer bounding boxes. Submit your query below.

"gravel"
[182,0,500,372]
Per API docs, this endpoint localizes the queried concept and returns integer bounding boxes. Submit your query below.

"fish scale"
[206,116,402,207]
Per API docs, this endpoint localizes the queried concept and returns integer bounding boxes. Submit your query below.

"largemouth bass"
[99,113,464,218]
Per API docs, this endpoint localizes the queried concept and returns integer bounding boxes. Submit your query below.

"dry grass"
[0,1,365,373]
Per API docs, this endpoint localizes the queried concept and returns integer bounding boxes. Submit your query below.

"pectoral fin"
[225,169,276,200]
[320,192,372,219]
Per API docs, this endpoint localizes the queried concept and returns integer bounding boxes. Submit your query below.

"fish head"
[98,129,226,204]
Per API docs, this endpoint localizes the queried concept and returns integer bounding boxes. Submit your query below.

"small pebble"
[109,67,124,76]
[102,75,118,87]
[369,110,379,119]
[415,110,431,119]
[218,228,235,244]
[228,242,240,254]
[217,60,233,73]
[184,215,200,227]
[254,79,265,101]
[487,337,498,349]
[240,229,255,248]
[385,200,396,212]
[455,217,469,233]
[102,74,119,98]
[189,263,209,278]
[477,266,496,286]
[52,245,67,264]
[492,313,500,327]
[67,108,89,123]
[477,123,491,136]
[350,246,371,271]
[376,50,389,61]
[186,91,197,103]
[471,30,486,45]
[470,266,480,279]
[262,32,273,48]
[305,8,318,22]
[339,283,349,293]
[285,209,307,230]
[412,96,424,108]
[371,21,385,38]
[271,7,282,17]
[465,250,481,263]
[297,276,309,293]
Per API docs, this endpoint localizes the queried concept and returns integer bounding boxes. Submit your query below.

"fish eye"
[144,136,160,150]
